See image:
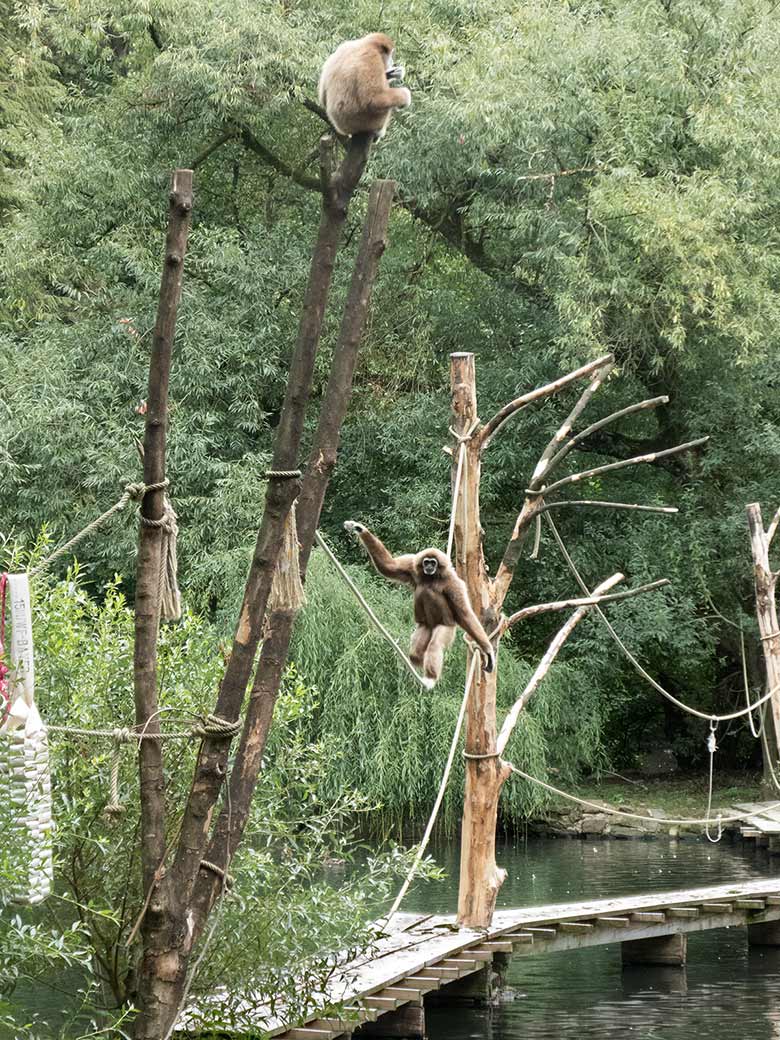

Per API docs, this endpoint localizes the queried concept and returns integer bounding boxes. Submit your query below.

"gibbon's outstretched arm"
[446,582,495,672]
[344,521,416,585]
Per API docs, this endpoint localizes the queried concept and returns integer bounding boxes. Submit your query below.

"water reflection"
[406,836,779,1040]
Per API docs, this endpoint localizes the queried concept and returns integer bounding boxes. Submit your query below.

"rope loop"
[112,727,135,744]
[264,469,302,479]
[463,750,500,760]
[447,417,481,445]
[760,630,780,642]
[200,859,235,888]
[192,714,241,740]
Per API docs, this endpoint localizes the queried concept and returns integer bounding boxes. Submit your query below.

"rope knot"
[447,417,481,445]
[112,727,134,744]
[124,482,147,501]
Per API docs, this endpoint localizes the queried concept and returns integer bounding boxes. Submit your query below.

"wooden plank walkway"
[184,877,780,1038]
[735,801,780,840]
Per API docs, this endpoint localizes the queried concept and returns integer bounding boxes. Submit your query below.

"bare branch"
[529,359,613,490]
[503,579,670,630]
[496,573,624,755]
[479,354,614,450]
[534,436,709,498]
[534,500,678,516]
[540,395,669,482]
[767,506,780,549]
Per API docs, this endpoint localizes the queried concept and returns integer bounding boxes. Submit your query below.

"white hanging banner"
[0,573,53,904]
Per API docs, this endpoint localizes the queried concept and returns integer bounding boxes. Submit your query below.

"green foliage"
[0,560,414,1037]
[1,0,778,827]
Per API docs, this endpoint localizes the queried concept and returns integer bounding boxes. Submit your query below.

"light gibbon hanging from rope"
[343,522,495,687]
[318,33,412,140]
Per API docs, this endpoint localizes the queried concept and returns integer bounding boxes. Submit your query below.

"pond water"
[403,835,780,1040]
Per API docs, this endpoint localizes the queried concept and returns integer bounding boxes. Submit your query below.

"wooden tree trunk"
[450,353,509,927]
[746,503,780,764]
[133,168,193,1026]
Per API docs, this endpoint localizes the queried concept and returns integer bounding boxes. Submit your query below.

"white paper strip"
[0,574,53,904]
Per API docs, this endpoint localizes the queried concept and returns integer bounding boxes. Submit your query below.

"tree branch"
[503,578,669,630]
[190,129,237,169]
[531,436,709,498]
[540,396,669,484]
[496,573,624,755]
[479,354,614,450]
[240,127,321,193]
[767,506,780,550]
[533,499,678,517]
[528,358,614,490]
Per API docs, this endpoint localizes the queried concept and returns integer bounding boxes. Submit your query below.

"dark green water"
[404,836,780,1040]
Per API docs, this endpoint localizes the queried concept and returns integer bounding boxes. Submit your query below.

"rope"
[545,514,780,723]
[741,629,763,739]
[506,762,780,827]
[200,859,234,887]
[30,481,169,578]
[463,750,501,760]
[760,630,780,642]
[704,720,722,842]
[384,649,480,922]
[264,470,302,479]
[314,531,433,690]
[446,419,479,562]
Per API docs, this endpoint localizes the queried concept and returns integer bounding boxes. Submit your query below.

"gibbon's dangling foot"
[343,521,495,687]
[318,34,411,140]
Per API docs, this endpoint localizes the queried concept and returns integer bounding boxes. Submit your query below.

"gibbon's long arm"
[344,522,416,585]
[446,581,495,670]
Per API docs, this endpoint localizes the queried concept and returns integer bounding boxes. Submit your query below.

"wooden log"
[452,352,507,929]
[667,908,700,919]
[701,903,733,913]
[379,989,422,1005]
[475,940,514,953]
[735,899,766,910]
[631,912,666,923]
[558,921,594,933]
[524,926,557,937]
[597,916,631,927]
[363,996,401,1010]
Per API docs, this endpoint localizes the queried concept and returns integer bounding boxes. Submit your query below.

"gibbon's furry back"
[318,32,411,139]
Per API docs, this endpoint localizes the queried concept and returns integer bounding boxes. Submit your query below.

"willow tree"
[450,352,706,927]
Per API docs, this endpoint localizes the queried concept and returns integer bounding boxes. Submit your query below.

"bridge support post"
[748,920,780,946]
[621,933,687,967]
[356,1004,425,1039]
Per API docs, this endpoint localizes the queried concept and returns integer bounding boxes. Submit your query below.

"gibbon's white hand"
[343,520,366,538]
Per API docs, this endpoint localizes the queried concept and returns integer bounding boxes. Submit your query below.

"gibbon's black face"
[421,556,439,577]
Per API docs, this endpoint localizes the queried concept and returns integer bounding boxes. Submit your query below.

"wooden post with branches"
[746,503,780,765]
[450,352,705,928]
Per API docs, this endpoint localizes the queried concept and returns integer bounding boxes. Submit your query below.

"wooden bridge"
[195,876,780,1040]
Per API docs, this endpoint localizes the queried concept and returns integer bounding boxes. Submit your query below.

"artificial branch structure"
[450,352,706,928]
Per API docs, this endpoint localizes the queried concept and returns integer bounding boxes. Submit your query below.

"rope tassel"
[268,500,306,615]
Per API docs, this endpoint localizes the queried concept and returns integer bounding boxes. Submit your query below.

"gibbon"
[343,522,495,687]
[318,33,412,140]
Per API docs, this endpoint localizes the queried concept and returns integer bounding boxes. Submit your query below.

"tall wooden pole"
[134,168,193,1022]
[450,353,508,927]
[746,503,780,764]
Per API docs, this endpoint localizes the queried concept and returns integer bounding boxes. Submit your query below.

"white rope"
[506,762,780,827]
[741,628,763,739]
[314,531,432,690]
[704,720,722,842]
[446,442,466,562]
[383,649,480,922]
[545,514,779,723]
